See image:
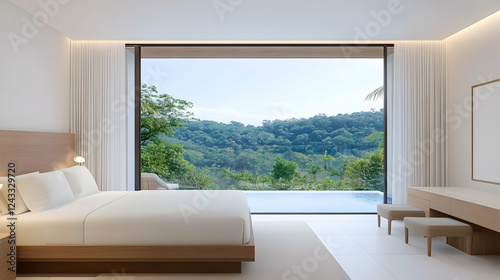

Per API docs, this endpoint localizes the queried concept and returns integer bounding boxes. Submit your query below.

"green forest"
[140,84,385,191]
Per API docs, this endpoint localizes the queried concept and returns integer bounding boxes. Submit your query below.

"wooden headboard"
[0,130,75,177]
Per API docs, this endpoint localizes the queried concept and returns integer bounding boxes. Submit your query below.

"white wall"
[446,11,500,192]
[0,1,70,133]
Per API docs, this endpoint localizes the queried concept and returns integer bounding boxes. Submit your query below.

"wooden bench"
[377,204,425,235]
[404,217,472,256]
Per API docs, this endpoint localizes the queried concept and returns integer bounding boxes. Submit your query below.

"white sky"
[141,58,383,126]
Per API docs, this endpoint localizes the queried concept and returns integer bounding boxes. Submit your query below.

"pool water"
[244,191,384,213]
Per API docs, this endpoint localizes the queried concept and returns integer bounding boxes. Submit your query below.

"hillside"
[163,110,384,175]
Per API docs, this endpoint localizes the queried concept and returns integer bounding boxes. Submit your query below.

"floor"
[252,214,500,280]
[18,214,500,280]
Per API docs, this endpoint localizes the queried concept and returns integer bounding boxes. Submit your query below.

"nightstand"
[0,233,16,280]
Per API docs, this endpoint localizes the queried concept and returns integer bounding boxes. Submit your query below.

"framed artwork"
[472,78,500,185]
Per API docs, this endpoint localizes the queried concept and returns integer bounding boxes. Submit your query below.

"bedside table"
[0,233,16,280]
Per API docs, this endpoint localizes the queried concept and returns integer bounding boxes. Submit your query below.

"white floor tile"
[352,234,434,255]
[334,255,397,280]
[307,221,345,235]
[336,221,386,235]
[445,254,500,280]
[317,234,368,255]
[373,254,487,280]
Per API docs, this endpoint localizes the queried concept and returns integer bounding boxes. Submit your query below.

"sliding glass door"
[129,44,393,213]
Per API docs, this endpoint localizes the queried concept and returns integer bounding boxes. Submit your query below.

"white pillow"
[17,170,74,212]
[0,172,39,215]
[61,166,99,198]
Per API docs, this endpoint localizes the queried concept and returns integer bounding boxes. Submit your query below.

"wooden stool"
[377,204,425,235]
[404,217,473,256]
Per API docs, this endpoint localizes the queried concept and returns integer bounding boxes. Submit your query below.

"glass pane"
[386,46,394,204]
[125,47,136,191]
[139,48,387,213]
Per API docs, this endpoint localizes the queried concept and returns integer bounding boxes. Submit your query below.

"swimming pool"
[244,191,384,213]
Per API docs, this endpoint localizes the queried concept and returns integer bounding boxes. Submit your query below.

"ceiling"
[10,0,500,41]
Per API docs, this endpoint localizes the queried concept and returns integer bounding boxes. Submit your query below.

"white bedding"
[0,190,251,245]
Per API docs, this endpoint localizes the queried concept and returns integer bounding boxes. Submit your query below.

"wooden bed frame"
[0,130,255,273]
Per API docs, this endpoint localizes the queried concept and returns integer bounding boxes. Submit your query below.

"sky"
[141,58,383,126]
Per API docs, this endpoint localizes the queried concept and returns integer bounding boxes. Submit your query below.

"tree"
[164,110,385,190]
[322,150,335,170]
[270,157,298,182]
[141,140,195,178]
[364,132,384,150]
[173,169,215,190]
[344,149,384,190]
[141,83,196,145]
[365,86,384,101]
[306,164,323,181]
[140,141,169,176]
[329,155,356,180]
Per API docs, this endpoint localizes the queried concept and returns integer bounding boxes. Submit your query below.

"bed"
[0,130,254,273]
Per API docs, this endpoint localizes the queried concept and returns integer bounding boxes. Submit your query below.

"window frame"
[127,43,394,207]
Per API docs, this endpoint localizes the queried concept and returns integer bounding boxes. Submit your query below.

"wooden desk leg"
[427,237,432,257]
[468,235,473,255]
[388,220,392,235]
[405,228,409,244]
[377,215,380,227]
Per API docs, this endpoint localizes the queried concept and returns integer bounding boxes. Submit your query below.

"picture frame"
[471,78,500,185]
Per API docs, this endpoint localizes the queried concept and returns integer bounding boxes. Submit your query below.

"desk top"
[409,187,500,211]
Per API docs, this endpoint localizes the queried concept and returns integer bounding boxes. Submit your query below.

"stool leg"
[405,227,408,244]
[377,215,380,227]
[388,220,392,235]
[427,236,432,257]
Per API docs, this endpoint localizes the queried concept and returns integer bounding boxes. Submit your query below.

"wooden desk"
[408,187,500,255]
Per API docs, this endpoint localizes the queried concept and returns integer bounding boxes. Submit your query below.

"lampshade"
[74,156,86,163]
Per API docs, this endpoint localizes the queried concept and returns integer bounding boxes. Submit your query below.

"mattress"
[0,190,251,245]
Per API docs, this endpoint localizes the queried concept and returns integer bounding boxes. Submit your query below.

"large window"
[129,45,394,213]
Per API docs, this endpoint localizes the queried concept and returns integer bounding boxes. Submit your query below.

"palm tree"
[364,86,384,101]
[322,150,335,171]
[141,99,157,114]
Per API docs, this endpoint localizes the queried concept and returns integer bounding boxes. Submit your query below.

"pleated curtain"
[70,41,127,191]
[388,41,448,204]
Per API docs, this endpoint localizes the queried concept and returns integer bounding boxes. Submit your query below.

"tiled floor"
[252,214,500,280]
[18,214,500,280]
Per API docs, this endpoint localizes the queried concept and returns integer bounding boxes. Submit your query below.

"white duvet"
[1,190,251,245]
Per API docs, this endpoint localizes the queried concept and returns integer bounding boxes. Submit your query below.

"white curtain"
[389,41,447,204]
[70,41,127,191]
